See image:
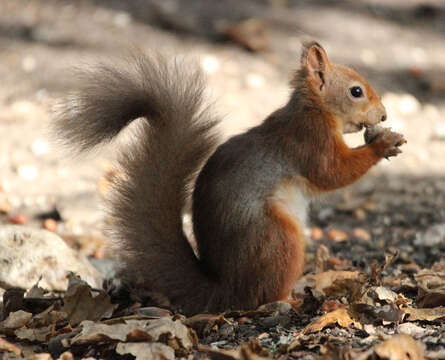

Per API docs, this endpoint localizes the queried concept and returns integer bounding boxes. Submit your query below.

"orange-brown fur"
[267,202,305,300]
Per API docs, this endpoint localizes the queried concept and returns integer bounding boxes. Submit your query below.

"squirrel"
[53,41,405,316]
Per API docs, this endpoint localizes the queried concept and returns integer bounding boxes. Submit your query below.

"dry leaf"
[62,276,116,326]
[185,314,230,337]
[302,308,362,334]
[199,339,272,360]
[31,306,67,328]
[415,262,445,291]
[257,301,292,314]
[71,317,193,350]
[33,354,53,360]
[136,318,194,350]
[57,352,74,360]
[320,272,366,302]
[312,270,360,294]
[403,306,445,321]
[132,306,172,318]
[370,249,398,285]
[116,342,174,360]
[71,321,136,343]
[352,304,404,324]
[373,334,424,360]
[15,325,52,342]
[374,286,398,303]
[384,274,417,289]
[0,337,21,355]
[315,245,330,273]
[26,279,46,298]
[415,262,445,307]
[1,310,32,329]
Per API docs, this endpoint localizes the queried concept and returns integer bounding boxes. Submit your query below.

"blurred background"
[0,0,444,266]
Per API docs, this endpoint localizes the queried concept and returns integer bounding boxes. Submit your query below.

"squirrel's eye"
[350,86,363,98]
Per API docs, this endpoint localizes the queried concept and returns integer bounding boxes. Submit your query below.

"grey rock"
[0,225,103,291]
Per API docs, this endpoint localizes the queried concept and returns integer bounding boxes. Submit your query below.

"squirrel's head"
[298,41,387,134]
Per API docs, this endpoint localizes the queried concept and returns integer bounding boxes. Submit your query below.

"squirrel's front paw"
[366,126,406,159]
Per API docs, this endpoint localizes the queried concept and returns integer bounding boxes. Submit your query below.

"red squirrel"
[53,42,405,315]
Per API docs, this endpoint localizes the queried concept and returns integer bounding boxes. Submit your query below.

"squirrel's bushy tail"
[53,54,220,314]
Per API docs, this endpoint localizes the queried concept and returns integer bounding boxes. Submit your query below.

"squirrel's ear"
[301,41,331,92]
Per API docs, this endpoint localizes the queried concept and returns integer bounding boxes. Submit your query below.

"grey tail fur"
[53,53,220,315]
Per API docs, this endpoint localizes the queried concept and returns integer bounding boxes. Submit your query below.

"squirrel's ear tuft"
[301,41,331,91]
[301,41,330,70]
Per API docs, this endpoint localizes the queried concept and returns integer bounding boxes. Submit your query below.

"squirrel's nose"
[381,115,387,122]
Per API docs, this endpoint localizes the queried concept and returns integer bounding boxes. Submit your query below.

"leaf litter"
[0,248,443,360]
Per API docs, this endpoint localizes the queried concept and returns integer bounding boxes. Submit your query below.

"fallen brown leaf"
[373,286,398,303]
[402,306,445,321]
[315,245,330,273]
[352,303,404,324]
[62,275,116,326]
[33,354,53,360]
[370,249,399,285]
[311,270,361,294]
[373,334,424,360]
[15,324,52,342]
[199,339,272,360]
[71,317,194,351]
[57,352,74,360]
[31,305,67,328]
[415,261,445,307]
[185,314,231,337]
[0,337,21,355]
[302,307,362,334]
[116,342,174,360]
[1,310,32,329]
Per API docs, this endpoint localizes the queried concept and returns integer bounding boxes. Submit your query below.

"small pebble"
[311,227,323,240]
[352,228,371,242]
[43,218,57,232]
[201,55,220,74]
[353,208,367,220]
[327,228,348,242]
[8,214,28,225]
[360,49,377,66]
[17,165,38,181]
[0,200,12,214]
[31,140,50,155]
[237,317,250,325]
[246,73,265,88]
[433,122,445,141]
[22,56,37,72]
[113,11,131,27]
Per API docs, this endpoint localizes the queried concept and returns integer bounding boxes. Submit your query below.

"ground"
[0,0,444,359]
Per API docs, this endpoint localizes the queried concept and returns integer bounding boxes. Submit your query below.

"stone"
[0,226,103,291]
